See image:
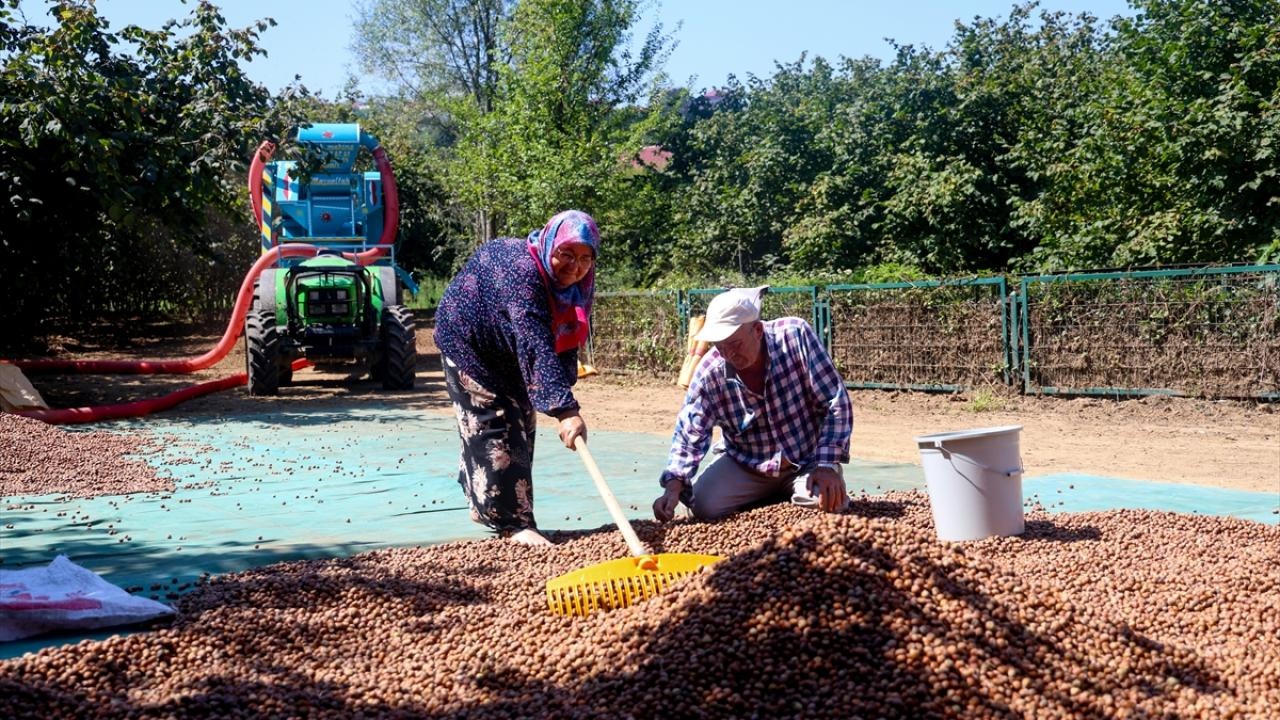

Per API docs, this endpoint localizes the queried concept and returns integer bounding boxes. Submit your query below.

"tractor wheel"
[379,305,416,390]
[245,309,281,396]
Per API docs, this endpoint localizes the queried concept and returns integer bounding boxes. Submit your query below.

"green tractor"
[245,123,417,396]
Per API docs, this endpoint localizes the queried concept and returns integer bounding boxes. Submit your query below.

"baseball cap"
[694,286,769,343]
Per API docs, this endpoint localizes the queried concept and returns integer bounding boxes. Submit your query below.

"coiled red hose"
[13,360,313,424]
[3,132,402,424]
[13,133,400,375]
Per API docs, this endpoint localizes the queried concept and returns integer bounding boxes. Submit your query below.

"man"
[653,286,854,522]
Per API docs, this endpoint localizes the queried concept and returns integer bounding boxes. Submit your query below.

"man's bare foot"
[508,528,554,546]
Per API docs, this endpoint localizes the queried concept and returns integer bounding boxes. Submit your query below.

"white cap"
[694,286,769,343]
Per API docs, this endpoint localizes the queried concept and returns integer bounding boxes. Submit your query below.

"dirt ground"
[10,317,1280,495]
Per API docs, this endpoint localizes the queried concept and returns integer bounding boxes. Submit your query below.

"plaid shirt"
[660,317,853,493]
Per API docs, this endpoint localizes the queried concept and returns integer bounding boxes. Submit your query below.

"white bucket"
[914,425,1025,542]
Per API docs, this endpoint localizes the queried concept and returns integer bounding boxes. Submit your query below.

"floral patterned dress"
[433,238,581,534]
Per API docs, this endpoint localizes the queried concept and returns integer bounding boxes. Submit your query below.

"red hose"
[370,146,399,253]
[10,134,397,375]
[15,245,319,375]
[14,360,313,425]
[248,139,276,232]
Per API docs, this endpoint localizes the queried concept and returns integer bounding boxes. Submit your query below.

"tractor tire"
[379,305,416,390]
[251,273,291,386]
[376,267,402,306]
[245,309,282,396]
[252,270,278,313]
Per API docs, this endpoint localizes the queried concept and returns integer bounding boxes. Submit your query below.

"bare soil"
[9,318,1279,494]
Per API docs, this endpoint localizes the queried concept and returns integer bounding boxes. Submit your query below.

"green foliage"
[6,0,1279,339]
[880,5,1084,273]
[351,0,680,267]
[406,275,450,310]
[1,0,310,331]
[326,0,1280,292]
[451,0,675,236]
[352,0,510,111]
[661,0,1279,282]
[1011,0,1280,270]
[671,59,860,278]
[966,388,1009,412]
[857,263,931,284]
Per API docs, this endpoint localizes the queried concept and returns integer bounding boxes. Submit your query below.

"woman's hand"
[557,410,586,449]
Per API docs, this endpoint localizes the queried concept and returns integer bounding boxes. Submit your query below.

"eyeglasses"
[552,248,595,268]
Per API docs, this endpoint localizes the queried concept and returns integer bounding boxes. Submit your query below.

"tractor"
[245,123,418,396]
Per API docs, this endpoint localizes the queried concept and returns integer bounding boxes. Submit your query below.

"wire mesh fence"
[1020,267,1280,398]
[589,290,683,377]
[827,280,1009,391]
[586,267,1278,398]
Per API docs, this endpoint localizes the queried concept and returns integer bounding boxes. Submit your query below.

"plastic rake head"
[546,553,724,617]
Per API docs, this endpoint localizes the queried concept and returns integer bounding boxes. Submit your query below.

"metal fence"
[826,279,1009,392]
[1017,266,1280,399]
[588,290,683,376]
[590,265,1280,399]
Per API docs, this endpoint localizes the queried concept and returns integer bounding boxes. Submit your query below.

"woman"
[433,210,599,546]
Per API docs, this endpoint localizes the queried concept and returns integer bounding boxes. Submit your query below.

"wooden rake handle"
[573,436,651,559]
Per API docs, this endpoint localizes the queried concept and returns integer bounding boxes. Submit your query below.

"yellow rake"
[546,437,723,617]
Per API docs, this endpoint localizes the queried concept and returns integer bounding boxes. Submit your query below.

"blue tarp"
[2,406,1274,658]
[1025,473,1279,524]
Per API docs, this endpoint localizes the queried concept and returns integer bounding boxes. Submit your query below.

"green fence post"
[809,285,820,340]
[816,290,832,354]
[998,277,1011,385]
[1019,277,1032,394]
[677,289,688,344]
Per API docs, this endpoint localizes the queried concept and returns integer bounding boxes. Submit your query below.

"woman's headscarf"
[527,209,600,353]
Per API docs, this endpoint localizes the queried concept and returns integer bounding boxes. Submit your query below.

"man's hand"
[557,410,586,450]
[808,466,849,513]
[653,479,686,522]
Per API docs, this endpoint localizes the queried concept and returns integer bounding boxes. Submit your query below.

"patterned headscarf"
[526,210,600,353]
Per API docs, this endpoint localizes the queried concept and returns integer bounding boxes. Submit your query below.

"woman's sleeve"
[507,277,579,417]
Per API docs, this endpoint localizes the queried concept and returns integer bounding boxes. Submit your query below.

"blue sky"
[16,0,1136,97]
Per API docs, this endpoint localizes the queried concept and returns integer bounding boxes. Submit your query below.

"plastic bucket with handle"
[914,425,1025,542]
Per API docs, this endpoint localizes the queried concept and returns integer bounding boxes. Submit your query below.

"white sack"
[0,555,175,642]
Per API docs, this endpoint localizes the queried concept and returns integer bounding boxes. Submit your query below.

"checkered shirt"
[660,317,853,492]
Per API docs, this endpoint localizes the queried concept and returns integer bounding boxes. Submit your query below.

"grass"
[406,276,449,311]
[966,388,1009,413]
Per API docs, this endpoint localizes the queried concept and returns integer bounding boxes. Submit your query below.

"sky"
[16,0,1137,97]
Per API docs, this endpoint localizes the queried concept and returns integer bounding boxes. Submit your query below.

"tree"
[670,59,853,278]
[353,0,509,112]
[0,0,309,331]
[352,0,512,247]
[450,0,675,242]
[1013,0,1280,269]
[877,5,1106,273]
